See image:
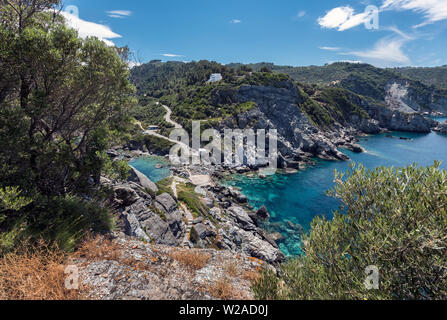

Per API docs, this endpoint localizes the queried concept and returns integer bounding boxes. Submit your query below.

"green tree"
[0,187,32,222]
[0,1,136,251]
[252,163,447,300]
[259,66,272,73]
[0,1,135,197]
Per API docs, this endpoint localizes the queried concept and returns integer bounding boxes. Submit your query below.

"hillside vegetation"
[131,61,295,130]
[130,61,374,129]
[391,66,447,89]
[131,59,447,134]
[229,62,447,104]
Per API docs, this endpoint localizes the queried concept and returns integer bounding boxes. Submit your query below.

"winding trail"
[143,103,195,156]
[136,102,213,247]
[180,203,195,248]
[170,176,195,248]
[157,102,182,129]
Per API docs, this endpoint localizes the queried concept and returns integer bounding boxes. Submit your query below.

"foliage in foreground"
[0,1,134,253]
[252,163,447,300]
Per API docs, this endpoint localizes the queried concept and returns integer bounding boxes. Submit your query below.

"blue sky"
[62,0,447,67]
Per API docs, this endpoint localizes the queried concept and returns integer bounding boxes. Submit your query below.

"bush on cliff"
[252,163,447,300]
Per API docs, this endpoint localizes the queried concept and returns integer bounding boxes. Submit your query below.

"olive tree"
[253,163,447,300]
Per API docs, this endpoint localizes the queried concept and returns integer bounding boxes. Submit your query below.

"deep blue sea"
[224,131,447,256]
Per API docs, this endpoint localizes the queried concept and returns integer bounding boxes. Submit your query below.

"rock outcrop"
[363,103,436,133]
[101,176,183,246]
[212,80,439,168]
[77,237,264,300]
[102,170,285,266]
[214,84,353,164]
[383,80,447,115]
[434,121,447,134]
[128,166,158,193]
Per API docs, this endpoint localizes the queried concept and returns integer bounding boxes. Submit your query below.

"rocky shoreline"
[102,163,287,268]
[103,81,446,270]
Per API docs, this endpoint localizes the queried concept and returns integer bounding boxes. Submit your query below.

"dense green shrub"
[252,163,447,300]
[144,135,175,156]
[0,1,132,254]
[1,195,114,254]
[300,98,334,127]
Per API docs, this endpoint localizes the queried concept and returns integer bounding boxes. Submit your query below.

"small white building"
[147,125,159,131]
[207,73,223,83]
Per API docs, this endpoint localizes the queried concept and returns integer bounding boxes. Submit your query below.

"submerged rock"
[256,206,270,221]
[269,232,286,244]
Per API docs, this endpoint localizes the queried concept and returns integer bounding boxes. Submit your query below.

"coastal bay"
[224,131,447,256]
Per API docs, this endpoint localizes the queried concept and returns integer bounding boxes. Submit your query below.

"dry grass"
[73,235,121,262]
[243,269,261,282]
[74,236,153,271]
[224,262,239,277]
[169,249,211,271]
[0,241,85,300]
[206,277,244,300]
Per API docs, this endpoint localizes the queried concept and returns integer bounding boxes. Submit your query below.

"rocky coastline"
[103,81,446,273]
[102,164,286,267]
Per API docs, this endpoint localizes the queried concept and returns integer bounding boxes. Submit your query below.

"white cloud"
[61,11,121,46]
[230,19,241,24]
[297,11,306,18]
[318,6,371,31]
[107,10,132,19]
[319,46,342,51]
[128,61,142,68]
[162,53,184,58]
[385,25,415,39]
[319,1,447,30]
[381,0,447,27]
[345,38,410,65]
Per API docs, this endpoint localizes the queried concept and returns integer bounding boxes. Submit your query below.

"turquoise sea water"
[430,116,447,123]
[129,155,171,182]
[224,131,447,256]
[129,132,447,256]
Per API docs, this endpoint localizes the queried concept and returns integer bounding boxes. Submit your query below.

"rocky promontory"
[434,121,447,134]
[102,166,285,267]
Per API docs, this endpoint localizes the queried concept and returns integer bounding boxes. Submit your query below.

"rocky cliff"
[210,80,436,167]
[103,167,285,267]
[76,236,264,300]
